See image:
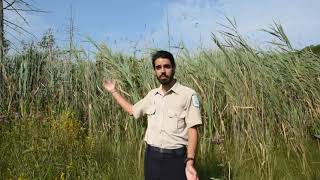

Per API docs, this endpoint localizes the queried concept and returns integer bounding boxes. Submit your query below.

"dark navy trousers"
[144,145,187,180]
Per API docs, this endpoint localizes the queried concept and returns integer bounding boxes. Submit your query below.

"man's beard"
[156,73,174,85]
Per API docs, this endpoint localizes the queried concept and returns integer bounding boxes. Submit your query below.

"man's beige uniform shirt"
[132,82,202,149]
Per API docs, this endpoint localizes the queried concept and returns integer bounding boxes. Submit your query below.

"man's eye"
[164,65,171,69]
[156,66,161,70]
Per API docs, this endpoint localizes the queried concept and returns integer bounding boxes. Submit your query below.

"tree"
[0,0,46,110]
[1,0,46,57]
[1,0,5,106]
[39,28,55,60]
[0,0,4,61]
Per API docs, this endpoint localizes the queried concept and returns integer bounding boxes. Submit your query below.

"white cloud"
[137,0,223,53]
[141,0,320,52]
[220,0,320,48]
[5,0,320,54]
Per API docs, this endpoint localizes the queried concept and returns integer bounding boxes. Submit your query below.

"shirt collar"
[154,81,181,95]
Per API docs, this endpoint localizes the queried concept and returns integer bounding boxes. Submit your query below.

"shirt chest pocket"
[146,106,157,128]
[166,110,187,133]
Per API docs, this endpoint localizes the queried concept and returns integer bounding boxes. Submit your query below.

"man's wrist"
[184,157,195,165]
[110,89,117,94]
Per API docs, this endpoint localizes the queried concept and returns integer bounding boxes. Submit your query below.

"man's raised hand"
[103,80,116,93]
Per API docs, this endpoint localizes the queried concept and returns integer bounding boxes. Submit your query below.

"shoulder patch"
[191,94,200,108]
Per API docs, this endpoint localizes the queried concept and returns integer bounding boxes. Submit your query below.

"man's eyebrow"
[156,64,171,66]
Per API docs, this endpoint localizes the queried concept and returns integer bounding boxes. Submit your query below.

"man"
[103,50,202,180]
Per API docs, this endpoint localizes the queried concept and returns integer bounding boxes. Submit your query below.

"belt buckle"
[159,148,165,153]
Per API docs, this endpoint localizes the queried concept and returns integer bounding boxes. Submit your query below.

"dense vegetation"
[0,23,320,179]
[301,44,320,55]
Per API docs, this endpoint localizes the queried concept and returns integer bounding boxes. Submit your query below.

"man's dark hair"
[151,50,175,69]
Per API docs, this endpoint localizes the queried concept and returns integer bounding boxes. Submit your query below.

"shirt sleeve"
[132,94,150,119]
[185,93,202,128]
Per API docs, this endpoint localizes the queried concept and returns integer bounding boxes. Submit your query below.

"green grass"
[0,114,144,179]
[0,115,220,179]
[1,23,320,179]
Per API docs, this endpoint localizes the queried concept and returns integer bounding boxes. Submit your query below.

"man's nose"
[160,67,165,73]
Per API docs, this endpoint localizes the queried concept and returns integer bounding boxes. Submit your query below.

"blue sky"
[5,0,320,55]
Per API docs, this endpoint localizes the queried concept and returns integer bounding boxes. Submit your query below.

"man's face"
[154,58,175,85]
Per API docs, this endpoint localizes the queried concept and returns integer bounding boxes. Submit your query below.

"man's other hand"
[185,162,199,180]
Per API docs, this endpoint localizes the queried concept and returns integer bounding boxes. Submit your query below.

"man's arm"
[187,126,198,161]
[103,80,133,115]
[186,126,199,180]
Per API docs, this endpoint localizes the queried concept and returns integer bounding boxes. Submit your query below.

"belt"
[147,144,186,155]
